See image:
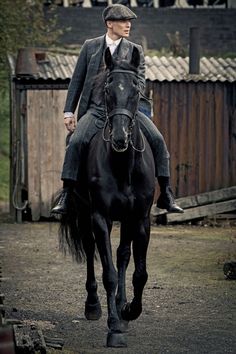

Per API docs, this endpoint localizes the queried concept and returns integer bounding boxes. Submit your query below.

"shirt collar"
[105,34,122,47]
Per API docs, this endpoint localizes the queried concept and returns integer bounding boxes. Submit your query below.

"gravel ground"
[0,220,236,354]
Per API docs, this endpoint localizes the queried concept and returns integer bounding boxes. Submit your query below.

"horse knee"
[133,269,148,289]
[103,269,118,294]
[117,245,131,268]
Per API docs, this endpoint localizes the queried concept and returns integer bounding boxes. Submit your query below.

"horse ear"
[104,47,113,69]
[130,47,140,68]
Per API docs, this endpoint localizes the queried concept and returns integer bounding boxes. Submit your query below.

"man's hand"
[64,116,76,132]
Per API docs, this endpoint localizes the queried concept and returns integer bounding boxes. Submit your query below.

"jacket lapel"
[114,38,131,61]
[88,35,106,74]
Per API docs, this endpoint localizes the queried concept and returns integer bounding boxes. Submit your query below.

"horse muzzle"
[107,109,135,152]
[111,133,129,153]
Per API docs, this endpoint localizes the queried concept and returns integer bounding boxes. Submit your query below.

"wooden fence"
[11,81,236,220]
[149,80,236,198]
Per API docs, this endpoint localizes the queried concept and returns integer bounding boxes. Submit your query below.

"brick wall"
[54,7,236,56]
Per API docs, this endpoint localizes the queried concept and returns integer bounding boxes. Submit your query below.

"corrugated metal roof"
[11,50,236,83]
[145,55,236,82]
[37,52,78,80]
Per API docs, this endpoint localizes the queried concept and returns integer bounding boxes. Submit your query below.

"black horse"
[59,47,155,348]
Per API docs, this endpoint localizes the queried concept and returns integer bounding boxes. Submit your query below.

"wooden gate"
[27,90,68,220]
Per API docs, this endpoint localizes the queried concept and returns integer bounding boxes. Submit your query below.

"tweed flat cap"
[102,4,137,22]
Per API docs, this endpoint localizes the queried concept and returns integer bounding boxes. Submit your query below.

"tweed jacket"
[64,35,146,119]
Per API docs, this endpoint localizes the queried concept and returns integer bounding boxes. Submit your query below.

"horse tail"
[53,189,89,263]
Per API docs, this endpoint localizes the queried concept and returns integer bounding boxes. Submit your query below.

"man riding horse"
[51,4,183,215]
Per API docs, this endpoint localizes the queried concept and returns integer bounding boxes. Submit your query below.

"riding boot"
[51,179,75,215]
[156,177,184,213]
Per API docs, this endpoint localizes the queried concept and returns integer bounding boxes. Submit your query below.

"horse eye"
[108,77,113,84]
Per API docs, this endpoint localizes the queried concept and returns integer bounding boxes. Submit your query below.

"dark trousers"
[61,107,170,181]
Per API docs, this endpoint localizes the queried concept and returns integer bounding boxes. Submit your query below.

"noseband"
[103,69,145,152]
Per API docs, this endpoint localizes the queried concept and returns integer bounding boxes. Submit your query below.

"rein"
[103,69,145,153]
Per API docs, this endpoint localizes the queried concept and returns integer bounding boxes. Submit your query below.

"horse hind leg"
[85,281,102,320]
[83,229,102,320]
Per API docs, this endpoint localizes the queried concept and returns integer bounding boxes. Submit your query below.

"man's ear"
[104,47,113,69]
[106,21,112,29]
[130,47,140,68]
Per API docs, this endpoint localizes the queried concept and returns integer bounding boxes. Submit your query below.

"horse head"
[104,47,141,152]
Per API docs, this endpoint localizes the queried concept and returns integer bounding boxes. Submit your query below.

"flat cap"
[102,4,137,22]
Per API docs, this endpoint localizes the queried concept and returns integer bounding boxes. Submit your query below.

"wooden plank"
[152,186,236,217]
[40,90,53,217]
[187,83,198,196]
[215,83,224,189]
[222,84,229,187]
[176,186,236,209]
[169,83,178,197]
[177,82,189,197]
[208,214,236,220]
[40,90,67,218]
[51,90,68,208]
[198,82,206,194]
[27,90,41,221]
[27,90,68,220]
[167,199,236,223]
[228,85,236,185]
[206,83,215,191]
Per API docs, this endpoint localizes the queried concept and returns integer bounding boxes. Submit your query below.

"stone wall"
[53,7,236,56]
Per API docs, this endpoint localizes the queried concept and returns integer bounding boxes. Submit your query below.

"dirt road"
[0,221,236,353]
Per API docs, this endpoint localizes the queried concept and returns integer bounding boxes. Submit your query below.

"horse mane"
[112,58,139,73]
[93,57,139,89]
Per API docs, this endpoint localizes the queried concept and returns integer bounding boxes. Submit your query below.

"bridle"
[103,69,145,153]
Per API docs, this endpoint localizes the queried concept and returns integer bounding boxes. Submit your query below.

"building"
[8,48,236,221]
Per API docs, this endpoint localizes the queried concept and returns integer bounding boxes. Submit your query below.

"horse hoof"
[121,302,142,321]
[84,301,102,320]
[106,331,127,348]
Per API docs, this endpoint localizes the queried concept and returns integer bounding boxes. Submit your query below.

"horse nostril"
[116,138,125,147]
[112,135,128,152]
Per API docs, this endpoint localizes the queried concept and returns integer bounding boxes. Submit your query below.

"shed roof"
[145,55,236,82]
[9,50,236,83]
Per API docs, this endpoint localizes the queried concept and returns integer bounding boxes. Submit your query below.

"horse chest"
[111,190,135,219]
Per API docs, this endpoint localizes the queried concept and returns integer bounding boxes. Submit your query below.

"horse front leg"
[92,212,127,348]
[116,222,132,330]
[121,217,150,322]
[83,232,102,320]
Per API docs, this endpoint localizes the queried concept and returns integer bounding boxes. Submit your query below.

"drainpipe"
[189,27,200,75]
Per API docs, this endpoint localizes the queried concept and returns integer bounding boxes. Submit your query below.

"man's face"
[106,20,131,39]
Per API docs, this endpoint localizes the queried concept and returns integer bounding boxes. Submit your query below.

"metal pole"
[189,27,200,75]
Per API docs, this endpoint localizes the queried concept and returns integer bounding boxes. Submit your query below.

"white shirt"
[64,35,122,118]
[105,34,122,55]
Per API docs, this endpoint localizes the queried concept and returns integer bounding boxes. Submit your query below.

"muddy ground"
[0,217,236,354]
